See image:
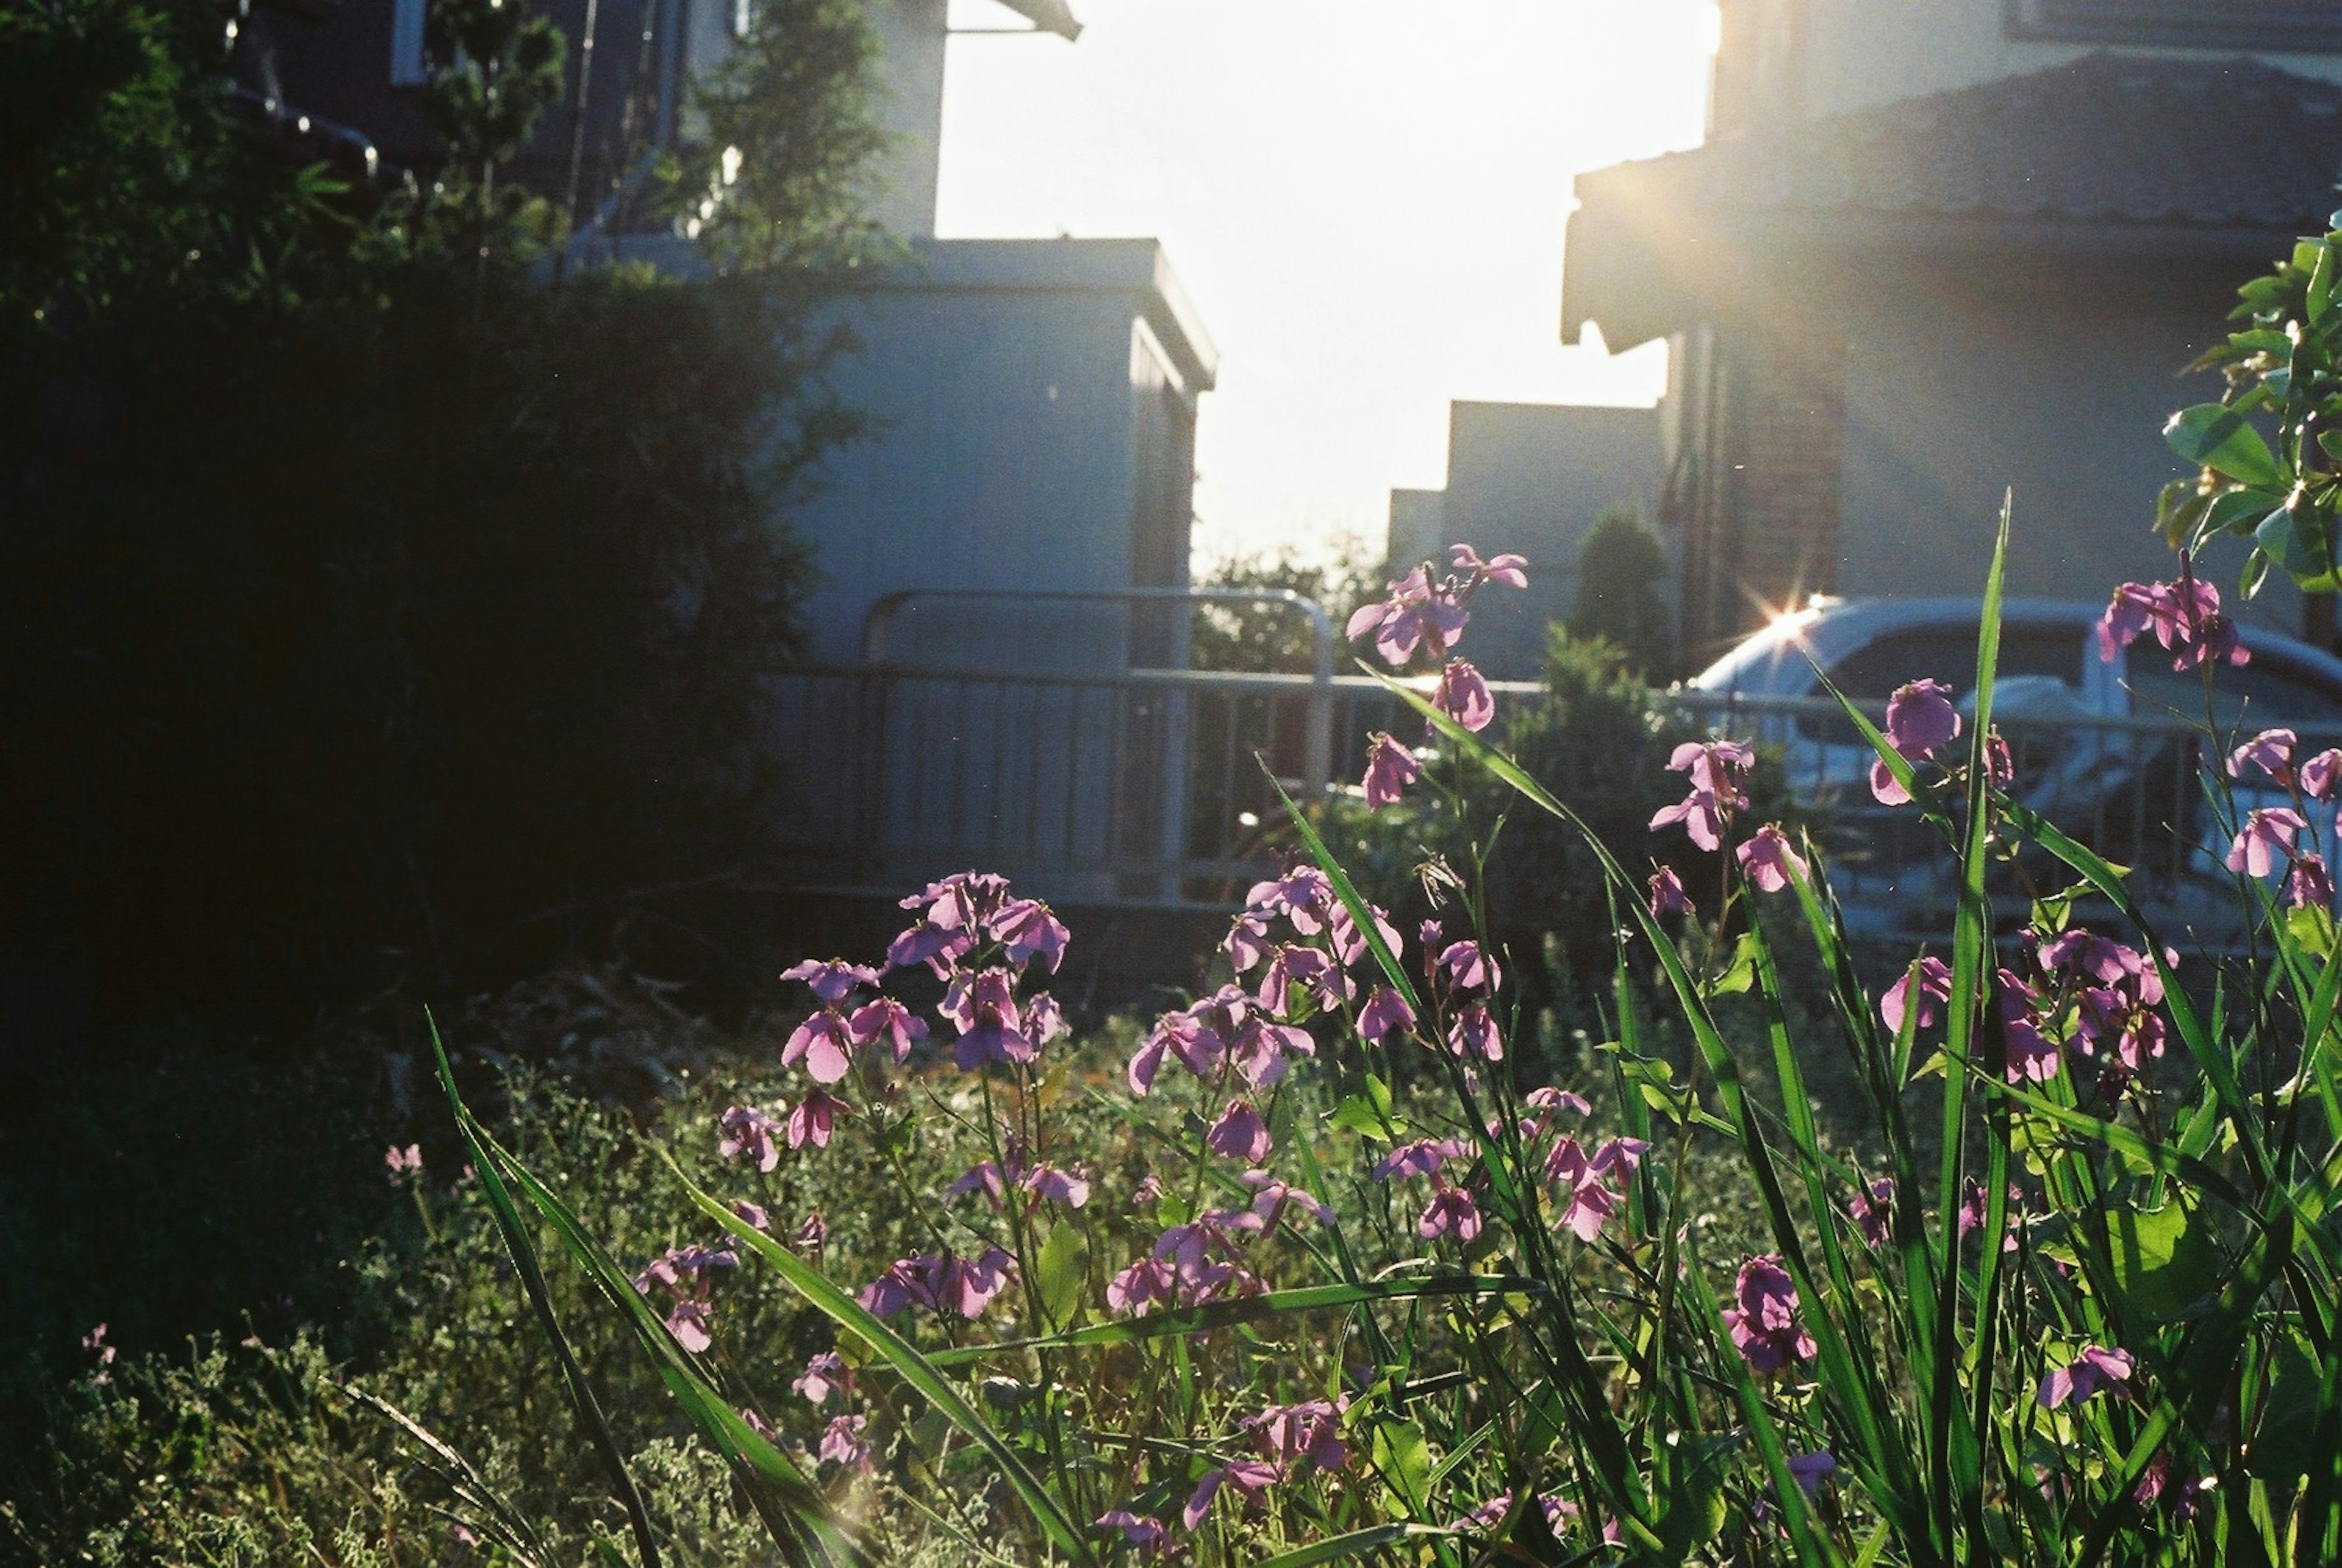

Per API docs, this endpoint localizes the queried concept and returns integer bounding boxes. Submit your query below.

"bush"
[396,530,2342,1566]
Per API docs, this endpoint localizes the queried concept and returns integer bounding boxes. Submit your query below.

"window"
[390,0,428,86]
[1796,623,2086,739]
[2126,648,2342,733]
[2006,0,2342,51]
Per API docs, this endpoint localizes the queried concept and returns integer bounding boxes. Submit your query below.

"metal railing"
[768,660,1541,907]
[1675,689,2342,943]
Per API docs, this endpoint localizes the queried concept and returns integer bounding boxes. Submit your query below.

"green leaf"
[2166,403,2282,487]
[1369,1420,1433,1516]
[1256,1524,1464,1567]
[2105,1198,2224,1319]
[1701,929,1760,998]
[1327,1073,1403,1141]
[1034,1223,1088,1330]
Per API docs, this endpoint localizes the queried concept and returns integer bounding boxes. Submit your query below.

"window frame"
[2005,0,2342,52]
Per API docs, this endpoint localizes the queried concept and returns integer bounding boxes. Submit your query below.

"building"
[1386,402,1663,682]
[1562,0,2342,669]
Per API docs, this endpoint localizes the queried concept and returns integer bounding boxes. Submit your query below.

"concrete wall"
[1786,0,2342,118]
[1835,265,2297,628]
[1388,404,1664,682]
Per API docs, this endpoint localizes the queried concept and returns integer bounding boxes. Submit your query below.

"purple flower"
[1446,1003,1503,1062]
[2303,748,2342,800]
[781,958,880,1005]
[1363,732,1423,809]
[385,1144,423,1187]
[1450,542,1528,588]
[1736,825,1808,892]
[2038,1344,2135,1409]
[1437,939,1500,993]
[1848,1178,1893,1248]
[782,1009,856,1084]
[1647,866,1692,918]
[1181,1459,1280,1530]
[1669,739,1754,803]
[731,1200,772,1231]
[1023,1162,1091,1208]
[794,1351,848,1406]
[1345,566,1469,664]
[1787,1450,1837,1499]
[847,996,928,1061]
[786,1087,848,1150]
[1431,658,1496,732]
[2228,728,2297,786]
[1417,1184,1483,1243]
[1358,985,1416,1044]
[1880,956,1953,1033]
[2097,571,2247,671]
[942,968,1035,1070]
[1243,1397,1350,1476]
[935,1247,1017,1317]
[1106,1256,1177,1315]
[1957,1178,2022,1254]
[1327,898,1403,970]
[2290,853,2335,910]
[1372,1137,1466,1181]
[2002,972,2061,1084]
[2227,807,2307,878]
[717,1105,783,1172]
[945,1159,1007,1206]
[986,897,1070,972]
[1885,678,1961,757]
[633,1244,739,1353]
[1230,1016,1316,1087]
[1207,1099,1272,1163]
[818,1413,872,1472]
[1095,1511,1167,1558]
[859,1258,935,1317]
[1255,941,1346,1015]
[1722,1255,1816,1375]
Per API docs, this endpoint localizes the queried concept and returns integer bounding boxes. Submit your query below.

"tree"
[1567,506,1674,675]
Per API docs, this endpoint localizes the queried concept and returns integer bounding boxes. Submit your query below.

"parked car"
[1680,597,2342,938]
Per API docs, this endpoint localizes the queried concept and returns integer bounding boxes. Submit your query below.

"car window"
[2125,648,2342,734]
[1797,624,2085,738]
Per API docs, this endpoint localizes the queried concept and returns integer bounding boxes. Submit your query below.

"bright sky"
[935,0,1719,566]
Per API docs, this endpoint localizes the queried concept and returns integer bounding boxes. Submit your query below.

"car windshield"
[1796,621,2085,738]
[2125,648,2342,734]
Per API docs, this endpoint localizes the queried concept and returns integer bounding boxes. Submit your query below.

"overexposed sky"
[936,0,1718,564]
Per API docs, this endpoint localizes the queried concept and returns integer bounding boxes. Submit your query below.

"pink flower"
[1437,939,1500,992]
[1095,1511,1168,1557]
[1363,732,1423,809]
[2226,807,2307,878]
[847,996,927,1061]
[1958,1178,2023,1255]
[2228,728,2297,786]
[1431,658,1496,732]
[945,1159,1007,1207]
[2038,1345,2135,1409]
[385,1144,423,1187]
[2290,853,2335,910]
[786,1087,849,1150]
[632,1244,738,1353]
[1449,542,1529,588]
[935,1247,1017,1317]
[1722,1255,1816,1374]
[782,1009,856,1084]
[781,959,880,1004]
[2303,748,2342,800]
[1231,1017,1316,1087]
[1243,1398,1350,1475]
[1880,956,1953,1032]
[1327,898,1403,970]
[1669,739,1755,803]
[1736,825,1808,892]
[1345,566,1470,664]
[1105,1256,1177,1315]
[1446,1003,1503,1061]
[986,897,1070,972]
[1207,1099,1272,1162]
[1417,1184,1483,1242]
[1358,985,1416,1044]
[717,1104,783,1172]
[818,1413,872,1472]
[1023,1162,1091,1208]
[2097,571,2247,671]
[859,1257,936,1317]
[1647,866,1691,918]
[1372,1137,1467,1181]
[1885,678,1961,757]
[731,1200,771,1231]
[794,1351,848,1406]
[1182,1459,1280,1530]
[1848,1178,1893,1248]
[941,968,1035,1070]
